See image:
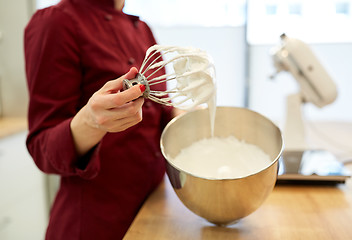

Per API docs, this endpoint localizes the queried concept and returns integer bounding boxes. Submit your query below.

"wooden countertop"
[124,174,352,240]
[0,117,27,139]
[124,122,352,240]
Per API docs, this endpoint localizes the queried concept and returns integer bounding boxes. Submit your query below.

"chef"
[24,0,176,239]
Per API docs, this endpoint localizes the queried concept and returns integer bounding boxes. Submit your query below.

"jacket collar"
[74,0,116,12]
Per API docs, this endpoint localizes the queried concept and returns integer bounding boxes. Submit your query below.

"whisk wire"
[140,52,163,75]
[148,75,177,86]
[140,46,180,75]
[123,45,215,110]
[148,68,210,86]
[143,50,209,81]
[150,88,178,96]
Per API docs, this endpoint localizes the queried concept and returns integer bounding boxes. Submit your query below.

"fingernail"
[139,84,146,93]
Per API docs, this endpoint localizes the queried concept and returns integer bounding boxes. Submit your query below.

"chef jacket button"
[105,14,113,21]
[128,57,135,65]
[145,101,152,108]
[134,21,139,28]
[155,152,161,158]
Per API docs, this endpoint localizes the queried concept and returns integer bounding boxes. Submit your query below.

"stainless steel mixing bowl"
[160,106,284,225]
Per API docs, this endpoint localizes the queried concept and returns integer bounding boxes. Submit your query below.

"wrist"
[71,106,107,156]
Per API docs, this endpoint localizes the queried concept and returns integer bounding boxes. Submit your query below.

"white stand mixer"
[270,34,349,183]
[271,33,337,151]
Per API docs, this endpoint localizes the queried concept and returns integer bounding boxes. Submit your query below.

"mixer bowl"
[160,106,284,225]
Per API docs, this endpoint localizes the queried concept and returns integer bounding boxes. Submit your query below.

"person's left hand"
[70,67,146,155]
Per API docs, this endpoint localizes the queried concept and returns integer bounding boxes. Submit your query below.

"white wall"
[0,0,32,117]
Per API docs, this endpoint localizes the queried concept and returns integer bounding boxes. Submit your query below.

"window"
[36,0,60,9]
[265,4,278,15]
[335,1,350,15]
[247,0,352,44]
[288,3,302,15]
[124,0,246,27]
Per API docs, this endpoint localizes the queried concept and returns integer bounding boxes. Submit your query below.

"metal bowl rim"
[160,106,284,181]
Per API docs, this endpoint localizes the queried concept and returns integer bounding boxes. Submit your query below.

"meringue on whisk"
[122,45,216,110]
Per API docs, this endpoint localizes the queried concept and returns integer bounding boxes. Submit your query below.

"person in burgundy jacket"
[24,0,177,239]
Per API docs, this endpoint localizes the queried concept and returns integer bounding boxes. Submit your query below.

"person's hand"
[70,67,146,155]
[84,67,145,132]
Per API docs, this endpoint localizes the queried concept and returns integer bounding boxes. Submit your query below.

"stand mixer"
[270,34,350,183]
[270,33,337,151]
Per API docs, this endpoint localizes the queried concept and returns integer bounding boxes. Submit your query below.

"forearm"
[70,105,107,156]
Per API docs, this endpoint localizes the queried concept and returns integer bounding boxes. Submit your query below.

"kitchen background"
[0,0,351,239]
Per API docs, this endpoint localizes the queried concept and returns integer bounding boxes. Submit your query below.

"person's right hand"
[70,67,146,155]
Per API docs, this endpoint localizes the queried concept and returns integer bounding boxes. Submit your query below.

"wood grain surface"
[124,122,352,240]
[0,117,27,139]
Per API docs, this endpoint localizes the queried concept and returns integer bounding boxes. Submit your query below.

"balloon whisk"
[123,45,216,109]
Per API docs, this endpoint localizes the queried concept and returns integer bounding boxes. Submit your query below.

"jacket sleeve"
[24,7,100,179]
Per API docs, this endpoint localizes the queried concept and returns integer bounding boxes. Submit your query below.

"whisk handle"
[122,73,150,98]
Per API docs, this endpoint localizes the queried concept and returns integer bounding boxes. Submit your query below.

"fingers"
[88,97,144,132]
[105,109,143,132]
[106,97,144,121]
[85,67,147,133]
[99,84,144,109]
[124,67,139,80]
[100,67,145,108]
[102,67,139,93]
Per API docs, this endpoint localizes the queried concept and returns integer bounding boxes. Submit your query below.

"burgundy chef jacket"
[24,0,173,239]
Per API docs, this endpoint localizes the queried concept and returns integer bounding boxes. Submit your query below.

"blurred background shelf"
[0,118,27,139]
